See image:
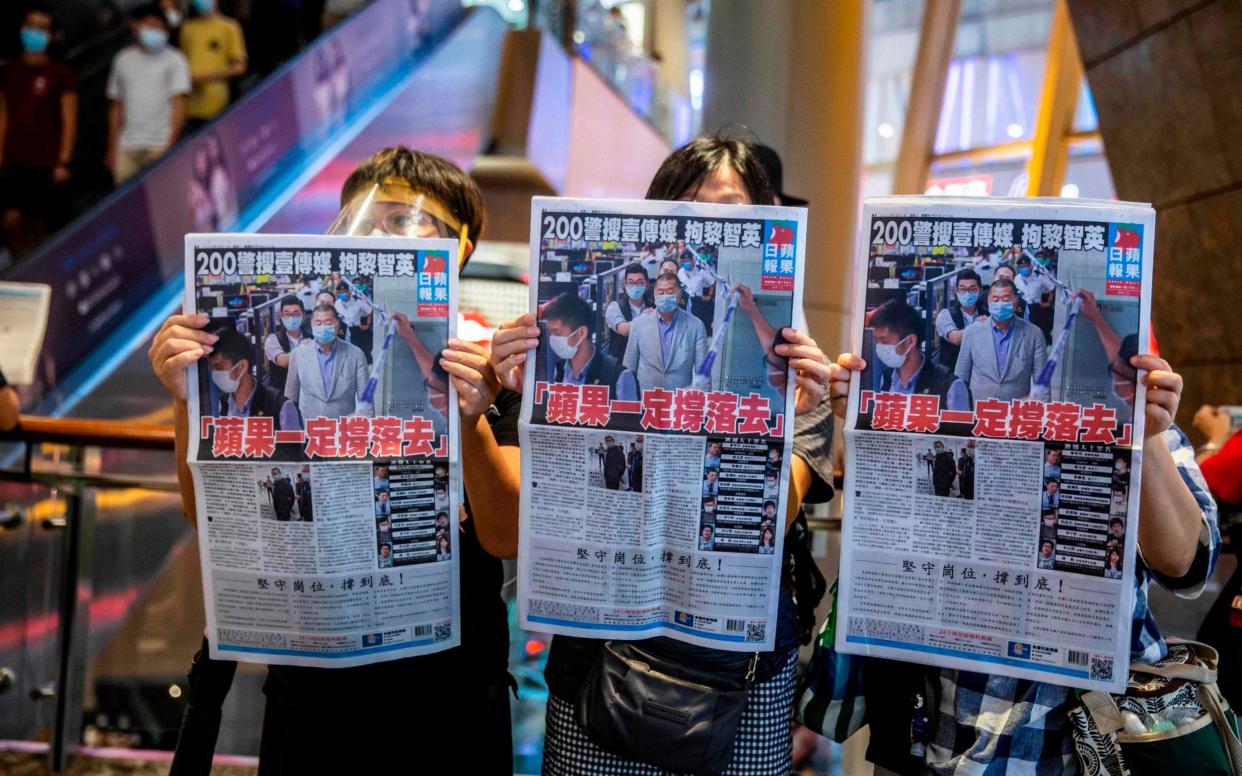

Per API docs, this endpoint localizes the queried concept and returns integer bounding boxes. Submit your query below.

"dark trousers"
[170,637,238,776]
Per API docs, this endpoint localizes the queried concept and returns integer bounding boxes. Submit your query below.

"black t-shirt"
[263,389,521,708]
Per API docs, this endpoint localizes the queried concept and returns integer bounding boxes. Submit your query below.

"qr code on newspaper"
[746,622,766,643]
[434,623,451,642]
[1090,655,1114,682]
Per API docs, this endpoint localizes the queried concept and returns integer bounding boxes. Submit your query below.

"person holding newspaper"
[149,146,516,774]
[827,339,1219,775]
[490,134,837,776]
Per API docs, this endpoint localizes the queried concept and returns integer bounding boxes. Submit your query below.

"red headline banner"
[202,416,449,459]
[534,382,785,437]
[859,391,1132,445]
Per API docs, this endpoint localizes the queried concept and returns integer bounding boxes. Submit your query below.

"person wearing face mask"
[603,262,653,360]
[934,269,986,370]
[284,303,371,421]
[931,441,957,497]
[602,435,627,490]
[106,4,190,184]
[333,280,374,359]
[869,298,961,407]
[954,278,1047,404]
[179,0,247,129]
[622,271,708,392]
[208,326,300,431]
[269,467,295,521]
[543,292,620,390]
[262,295,309,393]
[0,3,78,255]
[1013,252,1057,341]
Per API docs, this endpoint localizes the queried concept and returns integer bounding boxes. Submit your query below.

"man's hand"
[1076,289,1103,324]
[490,313,540,393]
[440,339,501,419]
[1193,404,1232,447]
[1132,353,1182,438]
[828,353,865,418]
[734,283,757,316]
[775,328,830,416]
[149,314,216,401]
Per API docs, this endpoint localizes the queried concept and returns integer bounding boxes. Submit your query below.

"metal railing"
[0,416,174,772]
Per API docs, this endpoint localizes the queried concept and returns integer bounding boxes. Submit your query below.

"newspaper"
[516,198,806,651]
[837,197,1153,692]
[184,234,460,668]
[0,281,51,386]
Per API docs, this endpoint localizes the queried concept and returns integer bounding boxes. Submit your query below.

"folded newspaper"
[184,234,460,668]
[517,197,806,652]
[838,197,1153,692]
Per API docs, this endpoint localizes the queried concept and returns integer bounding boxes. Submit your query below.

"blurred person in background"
[1194,404,1242,506]
[0,3,78,255]
[106,4,190,184]
[179,0,246,130]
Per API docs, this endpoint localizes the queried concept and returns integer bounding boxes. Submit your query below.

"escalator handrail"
[2,415,174,451]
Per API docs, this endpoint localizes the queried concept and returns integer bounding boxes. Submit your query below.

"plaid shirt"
[924,426,1220,775]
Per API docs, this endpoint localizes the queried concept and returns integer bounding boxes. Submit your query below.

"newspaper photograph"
[517,197,805,651]
[184,233,460,668]
[837,197,1153,692]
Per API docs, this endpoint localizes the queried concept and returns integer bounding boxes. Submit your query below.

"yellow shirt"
[180,15,246,120]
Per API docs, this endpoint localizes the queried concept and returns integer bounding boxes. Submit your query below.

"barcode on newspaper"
[1067,650,1088,667]
[725,619,745,633]
[414,625,433,637]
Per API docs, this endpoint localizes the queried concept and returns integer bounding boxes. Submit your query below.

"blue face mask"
[282,315,303,331]
[192,0,214,13]
[625,284,646,300]
[956,290,978,308]
[1017,267,1031,277]
[337,292,349,301]
[137,26,168,51]
[312,324,336,344]
[991,301,1015,322]
[654,293,678,313]
[20,27,49,54]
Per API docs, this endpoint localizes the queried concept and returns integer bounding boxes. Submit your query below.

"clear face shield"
[327,177,471,262]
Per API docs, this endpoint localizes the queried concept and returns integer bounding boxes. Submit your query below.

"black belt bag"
[576,640,757,775]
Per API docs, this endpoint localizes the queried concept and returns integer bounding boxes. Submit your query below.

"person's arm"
[693,318,707,366]
[1133,354,1217,580]
[56,90,77,182]
[622,321,639,375]
[1192,404,1233,465]
[284,349,299,402]
[604,300,628,336]
[953,328,972,383]
[149,314,219,526]
[736,284,777,353]
[106,100,123,171]
[440,339,518,558]
[169,94,186,144]
[1031,326,1047,385]
[1077,290,1122,362]
[227,21,248,78]
[355,353,372,416]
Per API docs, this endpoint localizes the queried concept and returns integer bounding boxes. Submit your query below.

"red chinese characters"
[369,417,404,457]
[905,395,941,433]
[971,398,1010,438]
[578,385,611,427]
[673,389,706,432]
[704,391,739,435]
[338,416,371,458]
[1042,402,1081,442]
[871,392,909,431]
[1079,403,1118,444]
[736,393,771,435]
[402,417,436,457]
[243,416,275,458]
[641,388,674,430]
[211,416,245,457]
[304,418,340,457]
[545,384,581,425]
[1009,400,1045,440]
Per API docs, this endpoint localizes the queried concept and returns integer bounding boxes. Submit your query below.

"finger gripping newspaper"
[517,198,806,651]
[838,197,1153,692]
[185,234,460,668]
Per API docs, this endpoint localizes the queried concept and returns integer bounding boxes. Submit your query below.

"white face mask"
[875,335,913,369]
[211,363,242,394]
[549,327,582,360]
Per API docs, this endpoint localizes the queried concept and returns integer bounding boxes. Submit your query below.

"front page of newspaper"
[517,198,805,651]
[837,197,1153,692]
[185,234,460,668]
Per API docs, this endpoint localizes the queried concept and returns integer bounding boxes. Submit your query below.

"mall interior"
[0,0,1239,773]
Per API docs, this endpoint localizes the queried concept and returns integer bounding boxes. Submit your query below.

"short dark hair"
[544,292,592,332]
[24,3,56,26]
[279,295,304,314]
[131,2,168,25]
[311,303,340,321]
[955,269,982,288]
[1109,517,1124,528]
[763,500,777,511]
[436,511,449,521]
[212,326,251,366]
[869,298,920,341]
[989,278,1018,296]
[341,146,484,247]
[623,262,647,281]
[646,133,775,205]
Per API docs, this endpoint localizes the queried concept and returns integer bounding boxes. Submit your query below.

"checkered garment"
[542,649,798,776]
[923,427,1221,775]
